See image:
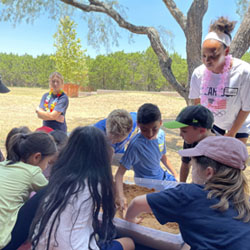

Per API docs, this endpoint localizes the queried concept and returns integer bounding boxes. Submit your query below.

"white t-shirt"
[189,58,250,133]
[35,183,99,250]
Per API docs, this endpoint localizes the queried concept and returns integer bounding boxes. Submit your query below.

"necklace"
[200,55,232,112]
[44,89,63,112]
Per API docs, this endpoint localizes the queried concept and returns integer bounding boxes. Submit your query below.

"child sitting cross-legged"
[125,136,250,250]
[115,103,178,215]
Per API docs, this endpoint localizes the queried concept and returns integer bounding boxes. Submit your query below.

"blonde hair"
[195,156,250,222]
[49,72,64,84]
[106,109,133,138]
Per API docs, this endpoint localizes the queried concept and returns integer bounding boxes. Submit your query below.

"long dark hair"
[30,126,116,249]
[6,131,57,165]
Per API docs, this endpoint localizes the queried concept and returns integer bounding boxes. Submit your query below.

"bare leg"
[115,237,135,250]
[181,243,191,250]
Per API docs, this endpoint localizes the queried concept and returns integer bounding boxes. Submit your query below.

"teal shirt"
[0,161,48,248]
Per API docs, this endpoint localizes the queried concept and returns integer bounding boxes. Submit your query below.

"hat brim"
[164,121,188,129]
[0,81,10,93]
[36,126,54,133]
[178,147,203,158]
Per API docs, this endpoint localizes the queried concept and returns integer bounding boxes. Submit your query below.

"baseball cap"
[178,136,248,170]
[36,126,54,133]
[0,75,10,93]
[164,105,214,129]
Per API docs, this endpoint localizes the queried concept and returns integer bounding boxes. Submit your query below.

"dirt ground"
[1,87,250,243]
[0,87,249,182]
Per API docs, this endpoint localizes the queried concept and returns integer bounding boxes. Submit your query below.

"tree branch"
[162,0,187,31]
[60,0,187,100]
[230,2,250,58]
[185,0,208,87]
[61,0,148,34]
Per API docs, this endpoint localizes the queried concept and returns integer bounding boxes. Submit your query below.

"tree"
[1,1,249,103]
[51,16,89,86]
[0,53,55,87]
[242,51,250,63]
[142,47,167,91]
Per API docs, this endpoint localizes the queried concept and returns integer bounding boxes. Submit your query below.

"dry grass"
[0,87,249,183]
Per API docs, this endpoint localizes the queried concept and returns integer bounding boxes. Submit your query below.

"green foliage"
[0,47,188,91]
[0,53,55,87]
[142,47,167,91]
[241,51,250,63]
[86,47,187,91]
[171,52,188,87]
[51,16,89,86]
[0,0,73,24]
[235,0,249,19]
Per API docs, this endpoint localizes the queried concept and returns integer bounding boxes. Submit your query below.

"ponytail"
[5,126,31,160]
[7,131,57,165]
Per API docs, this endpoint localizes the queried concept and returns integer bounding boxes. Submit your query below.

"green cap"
[164,105,214,129]
[164,121,189,129]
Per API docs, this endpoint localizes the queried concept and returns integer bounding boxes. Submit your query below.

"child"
[94,109,137,166]
[5,126,31,160]
[30,126,134,250]
[125,136,250,250]
[164,105,214,182]
[43,130,68,179]
[0,131,57,249]
[115,103,178,214]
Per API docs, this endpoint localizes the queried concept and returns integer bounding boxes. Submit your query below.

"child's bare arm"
[180,161,191,182]
[125,194,152,223]
[161,154,178,180]
[115,164,127,216]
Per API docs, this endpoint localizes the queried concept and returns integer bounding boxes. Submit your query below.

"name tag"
[159,143,164,152]
[224,87,238,96]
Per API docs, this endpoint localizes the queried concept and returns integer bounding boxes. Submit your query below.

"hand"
[225,130,236,138]
[125,215,143,224]
[35,106,40,113]
[56,115,65,123]
[116,196,128,219]
[174,173,179,182]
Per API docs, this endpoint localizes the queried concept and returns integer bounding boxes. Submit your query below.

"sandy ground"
[0,87,249,183]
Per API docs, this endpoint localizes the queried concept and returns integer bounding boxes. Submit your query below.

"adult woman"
[36,72,69,132]
[189,17,250,144]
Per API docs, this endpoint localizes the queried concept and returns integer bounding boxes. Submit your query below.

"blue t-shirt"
[120,129,174,180]
[39,92,69,132]
[147,183,250,250]
[94,112,137,153]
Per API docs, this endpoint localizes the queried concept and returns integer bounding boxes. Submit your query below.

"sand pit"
[116,184,179,234]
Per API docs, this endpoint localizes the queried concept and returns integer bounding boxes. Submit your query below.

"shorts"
[100,240,123,250]
[212,125,249,139]
[163,171,176,181]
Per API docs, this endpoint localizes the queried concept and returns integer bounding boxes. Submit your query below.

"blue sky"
[0,0,242,58]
